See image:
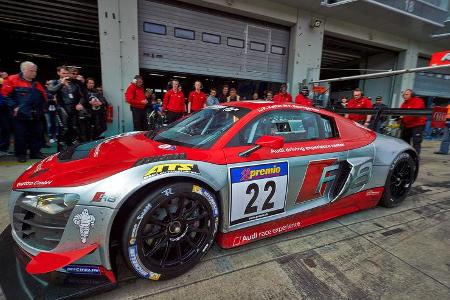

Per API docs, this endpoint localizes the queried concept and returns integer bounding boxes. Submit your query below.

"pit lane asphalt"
[1,141,449,300]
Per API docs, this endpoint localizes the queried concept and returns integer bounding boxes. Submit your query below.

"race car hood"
[13,132,215,189]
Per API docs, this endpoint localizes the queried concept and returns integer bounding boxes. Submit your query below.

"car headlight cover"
[22,193,80,214]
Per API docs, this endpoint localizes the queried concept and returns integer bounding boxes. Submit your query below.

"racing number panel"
[229,162,289,226]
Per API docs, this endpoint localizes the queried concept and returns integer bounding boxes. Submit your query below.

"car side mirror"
[239,135,284,157]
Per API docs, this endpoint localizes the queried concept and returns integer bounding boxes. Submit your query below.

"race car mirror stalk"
[239,135,284,157]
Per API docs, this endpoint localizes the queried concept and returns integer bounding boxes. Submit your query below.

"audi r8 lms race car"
[0,101,419,298]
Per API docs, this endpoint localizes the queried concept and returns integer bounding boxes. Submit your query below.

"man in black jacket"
[48,66,88,146]
[86,77,108,140]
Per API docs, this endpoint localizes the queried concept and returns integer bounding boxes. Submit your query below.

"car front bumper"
[0,225,117,299]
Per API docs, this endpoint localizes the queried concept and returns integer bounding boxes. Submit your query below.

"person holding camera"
[1,61,47,162]
[48,65,89,146]
[125,75,148,131]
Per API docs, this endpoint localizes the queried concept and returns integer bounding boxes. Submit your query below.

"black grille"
[330,161,352,199]
[13,201,72,251]
[134,153,187,167]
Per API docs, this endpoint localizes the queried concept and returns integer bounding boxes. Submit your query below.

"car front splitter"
[0,225,117,299]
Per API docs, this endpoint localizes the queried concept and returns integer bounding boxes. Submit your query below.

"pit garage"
[137,0,290,98]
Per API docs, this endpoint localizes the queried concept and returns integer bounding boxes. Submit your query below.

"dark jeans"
[400,125,424,155]
[45,111,57,139]
[0,106,11,151]
[166,111,183,124]
[91,110,107,140]
[131,107,148,131]
[13,118,43,157]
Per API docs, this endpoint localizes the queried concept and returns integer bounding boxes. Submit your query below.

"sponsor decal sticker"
[73,209,95,244]
[229,162,288,226]
[162,188,174,197]
[366,190,381,196]
[16,180,53,187]
[91,192,118,203]
[137,203,153,220]
[231,221,302,247]
[63,265,101,275]
[143,163,200,179]
[270,143,345,154]
[257,104,320,113]
[158,144,177,150]
[297,159,339,203]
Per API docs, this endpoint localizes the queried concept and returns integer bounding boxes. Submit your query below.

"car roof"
[222,101,335,117]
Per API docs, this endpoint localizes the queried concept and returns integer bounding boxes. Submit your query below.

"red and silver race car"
[0,102,418,298]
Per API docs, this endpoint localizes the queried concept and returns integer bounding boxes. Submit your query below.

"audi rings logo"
[432,112,446,122]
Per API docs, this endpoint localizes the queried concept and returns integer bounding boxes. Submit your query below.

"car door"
[223,109,349,231]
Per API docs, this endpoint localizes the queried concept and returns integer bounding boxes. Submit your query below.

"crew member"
[273,84,292,103]
[295,86,313,106]
[188,80,207,113]
[125,75,147,131]
[1,61,47,162]
[163,79,185,124]
[370,96,388,133]
[434,103,450,155]
[345,88,372,126]
[400,89,426,154]
[86,78,108,140]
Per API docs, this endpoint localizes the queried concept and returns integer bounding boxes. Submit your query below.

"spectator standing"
[48,66,88,145]
[252,92,259,100]
[434,104,450,155]
[44,80,58,143]
[345,88,372,126]
[206,88,219,106]
[188,80,207,113]
[227,88,240,102]
[218,85,229,103]
[370,96,388,132]
[125,75,148,131]
[0,71,11,155]
[273,84,292,103]
[399,89,427,154]
[265,91,273,101]
[340,96,349,108]
[1,61,47,162]
[87,78,108,139]
[163,79,186,124]
[295,86,313,106]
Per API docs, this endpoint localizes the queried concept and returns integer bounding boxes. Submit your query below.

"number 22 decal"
[245,181,276,214]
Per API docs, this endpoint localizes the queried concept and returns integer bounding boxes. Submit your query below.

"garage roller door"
[138,0,290,82]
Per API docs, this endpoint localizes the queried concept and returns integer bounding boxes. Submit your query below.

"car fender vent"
[134,154,187,167]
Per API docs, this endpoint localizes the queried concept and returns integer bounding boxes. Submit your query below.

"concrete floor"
[0,141,449,300]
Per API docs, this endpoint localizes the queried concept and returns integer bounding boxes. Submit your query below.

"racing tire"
[379,152,416,208]
[122,182,219,280]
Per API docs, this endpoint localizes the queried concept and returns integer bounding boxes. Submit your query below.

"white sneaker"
[49,139,56,144]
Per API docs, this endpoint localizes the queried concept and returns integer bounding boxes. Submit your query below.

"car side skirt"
[216,187,383,248]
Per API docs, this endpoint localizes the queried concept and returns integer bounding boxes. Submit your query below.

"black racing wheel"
[122,182,219,280]
[379,152,416,208]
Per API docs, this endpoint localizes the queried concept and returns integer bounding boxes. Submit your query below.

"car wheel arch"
[108,176,223,258]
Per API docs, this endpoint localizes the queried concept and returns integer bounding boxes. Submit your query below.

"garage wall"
[137,0,290,82]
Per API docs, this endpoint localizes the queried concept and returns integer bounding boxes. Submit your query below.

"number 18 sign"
[229,161,288,226]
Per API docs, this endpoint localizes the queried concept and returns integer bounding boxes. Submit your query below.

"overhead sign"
[429,50,450,66]
[431,106,447,128]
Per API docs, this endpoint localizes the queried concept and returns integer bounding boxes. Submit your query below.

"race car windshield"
[153,106,250,148]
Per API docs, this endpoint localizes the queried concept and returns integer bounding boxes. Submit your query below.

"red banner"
[429,50,450,66]
[431,106,447,128]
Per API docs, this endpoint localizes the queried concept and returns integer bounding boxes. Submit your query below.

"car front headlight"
[22,193,80,215]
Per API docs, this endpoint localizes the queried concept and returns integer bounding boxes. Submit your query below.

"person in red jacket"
[273,84,292,103]
[295,86,313,106]
[188,80,207,113]
[125,75,147,131]
[163,79,186,124]
[345,88,372,126]
[1,61,47,162]
[400,89,427,154]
